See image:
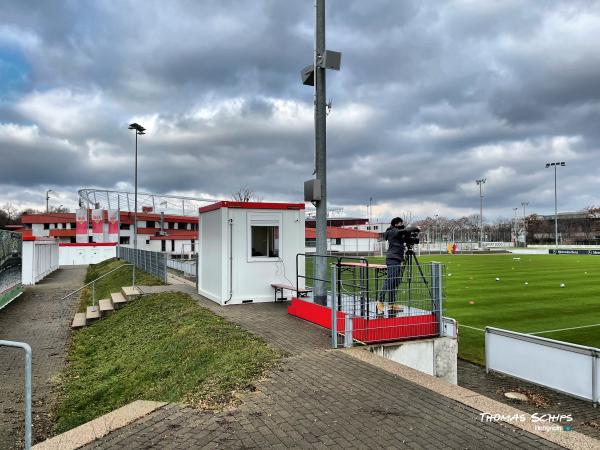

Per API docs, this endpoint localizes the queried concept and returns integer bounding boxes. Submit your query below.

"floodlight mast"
[313,0,328,305]
[475,178,486,248]
[128,122,146,288]
[521,201,529,245]
[545,162,565,250]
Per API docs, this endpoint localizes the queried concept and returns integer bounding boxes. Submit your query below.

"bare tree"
[231,185,262,202]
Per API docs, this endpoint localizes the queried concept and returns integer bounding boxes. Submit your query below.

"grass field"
[368,254,600,364]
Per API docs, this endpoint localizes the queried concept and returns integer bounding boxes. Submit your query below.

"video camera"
[398,225,421,247]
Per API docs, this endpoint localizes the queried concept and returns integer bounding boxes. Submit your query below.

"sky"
[1,0,599,222]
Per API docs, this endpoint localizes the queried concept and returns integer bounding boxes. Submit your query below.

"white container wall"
[21,238,59,285]
[58,244,117,266]
[198,202,305,305]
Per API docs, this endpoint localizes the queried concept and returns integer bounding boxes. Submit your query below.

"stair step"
[98,298,114,315]
[86,305,101,321]
[121,286,142,301]
[71,312,87,329]
[111,292,128,308]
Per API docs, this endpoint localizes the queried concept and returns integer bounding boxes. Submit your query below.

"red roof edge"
[199,201,305,213]
[59,242,117,247]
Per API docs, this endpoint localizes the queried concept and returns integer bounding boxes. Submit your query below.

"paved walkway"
[0,267,86,450]
[458,359,600,440]
[82,285,565,449]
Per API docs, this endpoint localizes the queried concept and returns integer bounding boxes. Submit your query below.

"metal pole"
[0,340,32,450]
[522,201,528,247]
[554,164,558,249]
[45,190,51,213]
[133,131,138,288]
[314,0,328,305]
[479,183,483,247]
[331,266,337,348]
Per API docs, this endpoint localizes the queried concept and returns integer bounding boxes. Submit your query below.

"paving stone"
[76,284,572,449]
[0,267,86,450]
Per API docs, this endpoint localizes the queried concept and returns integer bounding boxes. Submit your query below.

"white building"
[198,201,305,305]
[305,226,380,254]
[21,211,198,258]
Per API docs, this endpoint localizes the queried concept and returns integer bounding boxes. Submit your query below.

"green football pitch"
[368,253,600,364]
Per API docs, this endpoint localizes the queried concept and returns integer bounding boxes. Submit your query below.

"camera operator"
[377,217,406,315]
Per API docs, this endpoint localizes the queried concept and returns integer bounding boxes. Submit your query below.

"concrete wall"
[21,239,59,285]
[58,244,117,266]
[369,337,457,385]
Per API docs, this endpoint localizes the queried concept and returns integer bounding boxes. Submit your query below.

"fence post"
[92,281,95,307]
[593,350,598,406]
[484,327,489,374]
[0,340,32,450]
[344,314,353,348]
[430,262,443,337]
[331,266,337,348]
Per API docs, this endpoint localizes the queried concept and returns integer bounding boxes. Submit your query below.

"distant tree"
[0,203,20,228]
[231,185,262,202]
[50,205,70,213]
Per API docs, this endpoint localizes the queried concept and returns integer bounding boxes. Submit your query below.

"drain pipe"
[224,217,233,304]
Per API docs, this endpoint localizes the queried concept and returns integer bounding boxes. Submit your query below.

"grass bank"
[78,257,163,311]
[57,291,281,432]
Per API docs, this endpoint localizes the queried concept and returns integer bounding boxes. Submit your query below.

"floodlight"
[128,123,146,133]
[301,65,315,86]
[319,50,341,70]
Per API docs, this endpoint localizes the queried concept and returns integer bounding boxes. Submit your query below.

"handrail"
[61,264,133,306]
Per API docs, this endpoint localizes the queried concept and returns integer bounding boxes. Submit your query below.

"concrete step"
[71,312,87,329]
[86,305,101,321]
[111,292,128,308]
[98,298,114,316]
[121,286,142,301]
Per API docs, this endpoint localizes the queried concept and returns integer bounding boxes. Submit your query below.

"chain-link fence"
[117,246,167,282]
[0,230,22,309]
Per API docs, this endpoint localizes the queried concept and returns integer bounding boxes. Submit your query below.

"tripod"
[388,245,431,317]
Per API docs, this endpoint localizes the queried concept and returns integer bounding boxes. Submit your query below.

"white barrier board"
[486,327,597,402]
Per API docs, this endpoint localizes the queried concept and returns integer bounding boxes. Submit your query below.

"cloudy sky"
[1,0,599,221]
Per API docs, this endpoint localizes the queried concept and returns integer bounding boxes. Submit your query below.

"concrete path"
[0,267,86,450]
[80,285,568,449]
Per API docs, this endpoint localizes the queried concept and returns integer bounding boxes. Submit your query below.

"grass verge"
[78,258,163,311]
[56,291,281,433]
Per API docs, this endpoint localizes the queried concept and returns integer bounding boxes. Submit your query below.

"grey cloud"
[1,0,600,219]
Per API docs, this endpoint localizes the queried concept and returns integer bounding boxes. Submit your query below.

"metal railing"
[331,260,444,347]
[167,258,196,278]
[295,253,444,347]
[118,247,167,283]
[60,264,133,307]
[0,340,32,449]
[1,230,22,309]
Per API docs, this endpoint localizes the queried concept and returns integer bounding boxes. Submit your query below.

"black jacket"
[384,226,405,261]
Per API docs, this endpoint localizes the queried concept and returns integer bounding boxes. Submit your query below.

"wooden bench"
[270,283,312,302]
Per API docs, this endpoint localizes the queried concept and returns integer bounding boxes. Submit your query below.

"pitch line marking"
[460,324,485,332]
[528,323,600,335]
